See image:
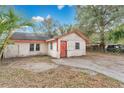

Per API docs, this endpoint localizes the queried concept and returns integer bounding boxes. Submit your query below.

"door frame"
[60,40,67,58]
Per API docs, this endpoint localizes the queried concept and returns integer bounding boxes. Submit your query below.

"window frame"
[30,44,34,51]
[36,44,40,51]
[75,42,80,50]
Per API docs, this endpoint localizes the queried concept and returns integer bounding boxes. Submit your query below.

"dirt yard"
[0,55,124,88]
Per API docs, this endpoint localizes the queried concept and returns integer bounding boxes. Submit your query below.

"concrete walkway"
[52,53,124,83]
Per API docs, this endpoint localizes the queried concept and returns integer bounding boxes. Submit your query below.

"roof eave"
[12,39,46,43]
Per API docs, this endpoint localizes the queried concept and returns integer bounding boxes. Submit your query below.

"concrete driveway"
[52,52,124,83]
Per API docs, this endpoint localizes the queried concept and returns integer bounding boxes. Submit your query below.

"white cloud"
[32,15,52,22]
[57,5,65,10]
[32,16,44,22]
[46,14,51,20]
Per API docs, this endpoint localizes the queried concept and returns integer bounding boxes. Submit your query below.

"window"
[30,44,34,51]
[36,44,40,51]
[75,42,80,49]
[50,42,53,50]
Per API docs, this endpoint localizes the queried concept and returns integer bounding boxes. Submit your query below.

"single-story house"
[4,29,89,58]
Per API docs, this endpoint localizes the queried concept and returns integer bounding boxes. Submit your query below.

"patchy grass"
[2,56,53,67]
[0,65,123,88]
[0,56,123,88]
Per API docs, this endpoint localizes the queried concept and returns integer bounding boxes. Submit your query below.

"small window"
[36,44,40,51]
[50,42,53,50]
[30,44,34,51]
[75,42,80,49]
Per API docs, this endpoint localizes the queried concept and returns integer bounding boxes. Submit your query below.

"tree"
[58,24,73,35]
[76,5,124,51]
[42,17,60,37]
[0,8,33,61]
[32,17,60,37]
[108,24,124,44]
[32,17,74,36]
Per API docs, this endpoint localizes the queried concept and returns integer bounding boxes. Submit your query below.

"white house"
[4,29,89,58]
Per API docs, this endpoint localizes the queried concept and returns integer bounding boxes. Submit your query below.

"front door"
[60,41,67,58]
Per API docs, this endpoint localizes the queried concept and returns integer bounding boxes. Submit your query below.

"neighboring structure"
[4,29,89,58]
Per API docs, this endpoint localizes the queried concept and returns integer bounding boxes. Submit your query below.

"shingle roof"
[11,32,51,40]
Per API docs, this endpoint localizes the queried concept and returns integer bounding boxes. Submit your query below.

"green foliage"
[58,24,73,35]
[0,8,33,35]
[117,38,124,44]
[0,7,33,57]
[90,33,100,44]
[76,5,124,45]
[108,24,124,44]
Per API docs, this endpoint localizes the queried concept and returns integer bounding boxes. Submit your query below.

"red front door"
[60,41,67,58]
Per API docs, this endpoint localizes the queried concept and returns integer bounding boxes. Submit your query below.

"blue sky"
[14,5,76,24]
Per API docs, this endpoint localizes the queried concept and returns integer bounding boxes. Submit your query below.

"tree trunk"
[0,30,14,64]
[99,27,105,52]
[100,41,105,52]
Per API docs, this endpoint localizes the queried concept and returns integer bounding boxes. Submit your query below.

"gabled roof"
[11,32,51,40]
[47,29,90,43]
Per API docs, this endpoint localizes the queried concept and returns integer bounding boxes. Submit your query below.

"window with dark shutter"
[50,42,53,50]
[36,44,40,51]
[75,42,80,49]
[30,44,34,51]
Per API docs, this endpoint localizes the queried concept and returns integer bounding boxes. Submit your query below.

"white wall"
[4,43,19,58]
[4,42,48,58]
[58,33,86,57]
[4,33,86,58]
[47,41,59,58]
